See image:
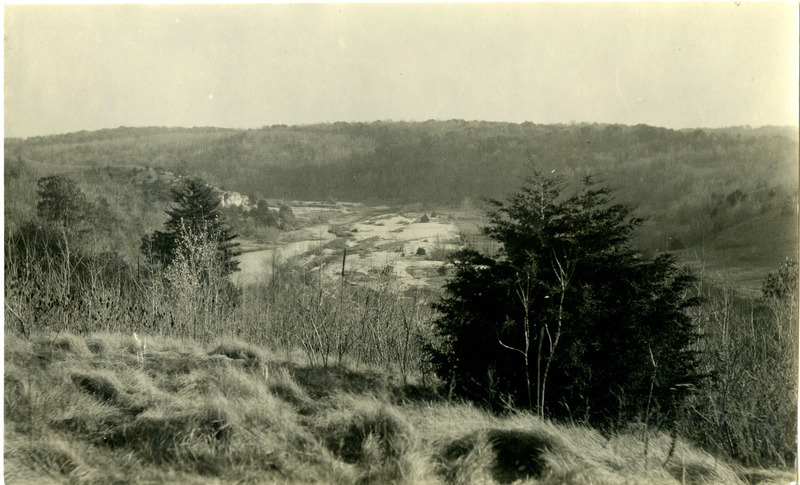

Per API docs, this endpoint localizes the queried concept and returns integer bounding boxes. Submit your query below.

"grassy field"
[4,331,793,485]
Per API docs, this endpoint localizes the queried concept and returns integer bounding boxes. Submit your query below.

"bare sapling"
[539,249,575,417]
[643,345,657,471]
[133,332,147,366]
[498,259,535,411]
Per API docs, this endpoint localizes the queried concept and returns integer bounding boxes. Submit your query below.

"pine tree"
[142,177,240,276]
[429,171,702,427]
[36,175,91,232]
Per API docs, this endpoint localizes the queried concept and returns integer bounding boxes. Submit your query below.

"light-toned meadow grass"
[4,331,791,484]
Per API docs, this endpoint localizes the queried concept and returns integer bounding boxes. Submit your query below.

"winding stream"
[233,225,334,285]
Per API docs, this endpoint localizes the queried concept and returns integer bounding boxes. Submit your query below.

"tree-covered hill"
[5,121,798,260]
[6,122,796,200]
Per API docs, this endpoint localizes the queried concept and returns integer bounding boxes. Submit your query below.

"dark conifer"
[142,177,240,276]
[429,171,702,427]
[36,175,91,231]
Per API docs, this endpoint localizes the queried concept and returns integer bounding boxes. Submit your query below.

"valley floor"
[4,331,793,485]
[232,202,799,300]
[233,205,471,291]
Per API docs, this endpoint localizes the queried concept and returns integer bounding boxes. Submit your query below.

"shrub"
[684,261,798,467]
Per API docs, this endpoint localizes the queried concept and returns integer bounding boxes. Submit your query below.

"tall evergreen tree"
[429,171,702,427]
[36,175,91,232]
[142,177,240,276]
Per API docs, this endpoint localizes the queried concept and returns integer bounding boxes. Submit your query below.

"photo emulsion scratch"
[3,3,799,484]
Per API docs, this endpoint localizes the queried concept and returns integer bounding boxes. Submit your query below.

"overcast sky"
[3,2,798,138]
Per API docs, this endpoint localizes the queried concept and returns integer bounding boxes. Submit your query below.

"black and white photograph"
[3,2,798,484]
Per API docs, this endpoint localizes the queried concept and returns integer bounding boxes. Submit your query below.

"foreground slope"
[4,332,791,485]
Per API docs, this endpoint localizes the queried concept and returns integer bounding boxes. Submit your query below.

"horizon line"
[6,120,799,141]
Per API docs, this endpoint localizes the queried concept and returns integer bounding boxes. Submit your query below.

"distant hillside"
[5,121,798,268]
[6,122,796,201]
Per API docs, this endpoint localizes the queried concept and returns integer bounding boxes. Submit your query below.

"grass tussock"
[5,331,791,484]
[208,338,270,367]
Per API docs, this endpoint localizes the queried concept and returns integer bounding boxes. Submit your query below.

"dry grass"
[5,331,791,484]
